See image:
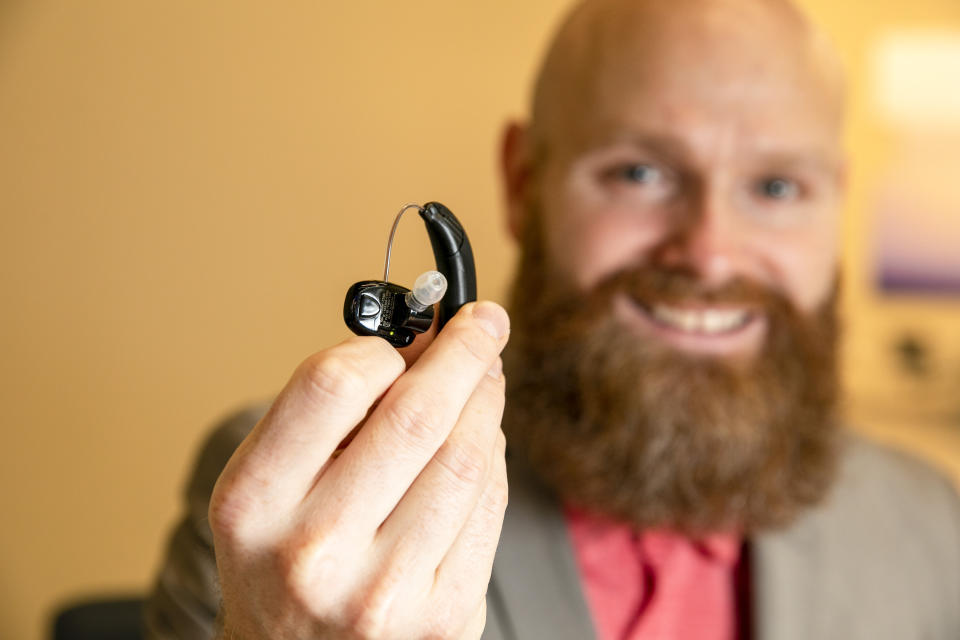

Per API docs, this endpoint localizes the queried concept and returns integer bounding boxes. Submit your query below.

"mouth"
[615,294,767,357]
[648,304,753,335]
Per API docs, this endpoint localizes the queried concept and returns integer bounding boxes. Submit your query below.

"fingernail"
[487,357,503,379]
[472,301,509,339]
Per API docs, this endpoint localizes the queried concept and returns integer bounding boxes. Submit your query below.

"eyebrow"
[584,130,840,176]
[583,131,690,163]
[753,152,839,177]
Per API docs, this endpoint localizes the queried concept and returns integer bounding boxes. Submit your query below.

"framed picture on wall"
[871,31,960,294]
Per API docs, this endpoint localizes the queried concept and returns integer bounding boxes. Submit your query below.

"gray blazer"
[145,406,960,639]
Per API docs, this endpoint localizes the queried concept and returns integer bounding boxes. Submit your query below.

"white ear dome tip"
[412,270,447,306]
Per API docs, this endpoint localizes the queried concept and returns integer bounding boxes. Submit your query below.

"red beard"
[502,211,840,535]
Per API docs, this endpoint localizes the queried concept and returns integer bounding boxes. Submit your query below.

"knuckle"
[273,535,315,598]
[347,612,386,640]
[435,438,489,488]
[475,600,488,634]
[422,596,474,640]
[208,481,253,546]
[494,429,507,455]
[380,399,442,451]
[458,601,487,640]
[271,525,345,613]
[482,476,510,517]
[441,605,474,640]
[477,363,506,390]
[487,368,507,390]
[299,352,367,404]
[346,582,396,640]
[472,366,506,402]
[476,376,506,412]
[424,618,460,640]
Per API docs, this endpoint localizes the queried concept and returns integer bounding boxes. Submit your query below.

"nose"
[650,187,742,287]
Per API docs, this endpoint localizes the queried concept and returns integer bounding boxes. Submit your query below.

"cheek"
[540,171,670,290]
[753,225,839,312]
[544,207,672,290]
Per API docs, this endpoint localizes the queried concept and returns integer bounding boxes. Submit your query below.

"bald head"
[528,0,845,162]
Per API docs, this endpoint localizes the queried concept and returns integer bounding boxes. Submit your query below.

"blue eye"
[620,164,661,184]
[758,177,799,200]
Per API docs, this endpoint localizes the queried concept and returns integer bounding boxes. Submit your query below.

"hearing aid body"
[343,202,477,348]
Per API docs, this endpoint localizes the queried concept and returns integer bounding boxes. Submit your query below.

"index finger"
[215,336,406,527]
[314,301,509,534]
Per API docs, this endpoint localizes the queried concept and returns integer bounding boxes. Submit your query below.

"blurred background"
[1,1,958,637]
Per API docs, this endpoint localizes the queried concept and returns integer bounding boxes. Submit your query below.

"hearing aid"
[343,202,477,348]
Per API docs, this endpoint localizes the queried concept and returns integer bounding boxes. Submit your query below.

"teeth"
[650,305,750,335]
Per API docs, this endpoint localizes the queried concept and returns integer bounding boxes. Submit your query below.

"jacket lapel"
[487,456,597,640]
[751,518,822,640]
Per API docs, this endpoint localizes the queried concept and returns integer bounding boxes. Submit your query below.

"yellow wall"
[798,0,960,476]
[1,2,957,638]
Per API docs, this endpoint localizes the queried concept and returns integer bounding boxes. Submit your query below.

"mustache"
[597,266,781,309]
[530,266,794,338]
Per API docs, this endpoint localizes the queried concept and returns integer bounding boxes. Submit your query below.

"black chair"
[51,596,144,640]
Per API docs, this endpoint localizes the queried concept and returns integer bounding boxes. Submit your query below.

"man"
[146,0,960,638]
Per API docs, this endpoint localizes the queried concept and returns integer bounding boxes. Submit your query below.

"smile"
[648,305,752,335]
[616,294,767,357]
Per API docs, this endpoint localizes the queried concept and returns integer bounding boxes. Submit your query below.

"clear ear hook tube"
[383,203,424,282]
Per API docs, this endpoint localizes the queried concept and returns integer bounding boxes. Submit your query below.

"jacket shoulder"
[809,432,960,635]
[144,404,267,640]
[833,432,960,538]
[182,405,267,534]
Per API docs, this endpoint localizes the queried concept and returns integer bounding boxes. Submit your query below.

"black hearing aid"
[343,202,477,348]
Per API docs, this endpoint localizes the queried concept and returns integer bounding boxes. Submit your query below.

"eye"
[618,163,662,184]
[757,177,800,201]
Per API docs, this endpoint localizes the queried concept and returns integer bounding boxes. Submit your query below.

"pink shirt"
[565,505,748,640]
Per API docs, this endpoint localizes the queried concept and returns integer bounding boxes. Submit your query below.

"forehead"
[543,2,843,163]
[580,76,840,166]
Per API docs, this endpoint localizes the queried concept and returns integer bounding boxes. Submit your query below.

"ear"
[499,120,533,242]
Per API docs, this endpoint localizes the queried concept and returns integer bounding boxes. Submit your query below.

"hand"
[209,301,510,639]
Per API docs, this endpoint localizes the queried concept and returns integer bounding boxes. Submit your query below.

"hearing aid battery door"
[343,281,432,348]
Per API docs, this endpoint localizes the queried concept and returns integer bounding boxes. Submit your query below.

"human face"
[518,23,845,360]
